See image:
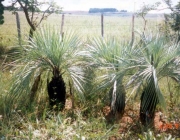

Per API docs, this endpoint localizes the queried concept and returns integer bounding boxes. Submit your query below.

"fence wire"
[0,13,164,45]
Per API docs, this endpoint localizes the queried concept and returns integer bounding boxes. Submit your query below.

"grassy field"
[0,11,164,46]
[1,11,180,140]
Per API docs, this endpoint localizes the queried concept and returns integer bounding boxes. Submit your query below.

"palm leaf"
[7,26,86,110]
[127,33,180,125]
[87,36,134,114]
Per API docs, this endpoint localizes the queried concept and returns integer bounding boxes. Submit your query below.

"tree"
[0,0,4,24]
[136,2,161,33]
[89,8,118,13]
[87,37,134,118]
[127,34,180,126]
[164,0,180,41]
[11,0,61,38]
[8,26,86,111]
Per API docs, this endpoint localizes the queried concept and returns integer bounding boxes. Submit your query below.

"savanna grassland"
[0,11,163,45]
[1,11,180,140]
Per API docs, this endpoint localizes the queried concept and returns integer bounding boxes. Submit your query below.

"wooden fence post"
[101,14,104,37]
[60,14,64,39]
[164,15,168,39]
[15,12,21,45]
[131,14,135,46]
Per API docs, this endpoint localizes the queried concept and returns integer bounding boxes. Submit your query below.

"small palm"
[9,26,85,110]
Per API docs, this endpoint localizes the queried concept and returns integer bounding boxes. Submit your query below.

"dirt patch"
[103,105,180,137]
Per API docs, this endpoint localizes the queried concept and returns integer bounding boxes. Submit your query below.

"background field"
[0,11,164,46]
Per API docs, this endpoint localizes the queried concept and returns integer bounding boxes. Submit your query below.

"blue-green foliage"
[89,8,118,13]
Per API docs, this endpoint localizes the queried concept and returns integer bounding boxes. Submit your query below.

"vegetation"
[87,37,131,117]
[7,26,85,112]
[0,0,4,24]
[89,8,118,13]
[0,11,163,47]
[1,5,180,140]
[164,0,180,41]
[130,34,180,126]
[135,1,180,127]
[10,0,61,37]
[136,2,161,33]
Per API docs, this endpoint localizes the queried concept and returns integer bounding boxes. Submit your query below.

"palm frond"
[8,26,86,106]
[122,33,180,126]
[87,36,134,114]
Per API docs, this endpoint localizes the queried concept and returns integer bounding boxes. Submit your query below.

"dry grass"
[0,11,164,46]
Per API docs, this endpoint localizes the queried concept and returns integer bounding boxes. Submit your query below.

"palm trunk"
[115,86,125,115]
[140,90,159,126]
[29,28,35,40]
[47,74,66,110]
[109,82,126,116]
[30,74,41,103]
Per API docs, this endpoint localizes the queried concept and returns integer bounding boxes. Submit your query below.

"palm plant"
[127,34,180,126]
[8,26,85,111]
[87,37,132,116]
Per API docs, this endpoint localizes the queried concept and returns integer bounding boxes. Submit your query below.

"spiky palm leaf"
[127,34,180,125]
[8,26,86,111]
[87,37,132,115]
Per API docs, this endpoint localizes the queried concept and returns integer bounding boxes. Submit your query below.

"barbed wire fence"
[0,12,164,45]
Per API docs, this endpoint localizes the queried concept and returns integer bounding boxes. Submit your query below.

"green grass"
[0,11,163,46]
[0,11,180,140]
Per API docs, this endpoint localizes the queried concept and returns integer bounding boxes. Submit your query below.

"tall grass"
[0,11,164,46]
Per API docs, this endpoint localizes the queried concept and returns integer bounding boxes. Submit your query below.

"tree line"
[89,8,118,13]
